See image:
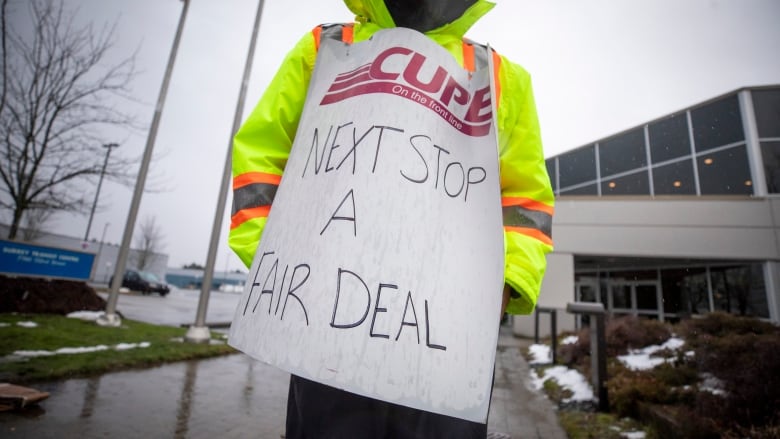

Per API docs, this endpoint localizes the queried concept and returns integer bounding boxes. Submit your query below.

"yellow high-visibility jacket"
[230,0,554,315]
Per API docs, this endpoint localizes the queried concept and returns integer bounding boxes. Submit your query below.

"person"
[229,1,554,437]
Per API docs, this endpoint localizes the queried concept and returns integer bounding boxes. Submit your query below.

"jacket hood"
[343,0,494,37]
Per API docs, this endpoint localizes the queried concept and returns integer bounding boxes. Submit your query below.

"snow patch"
[618,336,685,371]
[16,321,38,328]
[699,373,727,396]
[66,311,105,321]
[3,342,151,361]
[531,365,595,402]
[59,345,109,354]
[621,431,646,439]
[116,342,151,351]
[561,335,579,345]
[528,344,551,364]
[12,350,54,358]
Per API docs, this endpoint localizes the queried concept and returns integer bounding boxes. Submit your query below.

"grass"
[559,411,658,439]
[0,313,236,383]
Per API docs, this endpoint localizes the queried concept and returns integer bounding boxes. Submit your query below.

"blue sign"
[0,240,95,281]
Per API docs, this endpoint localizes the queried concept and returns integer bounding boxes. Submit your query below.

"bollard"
[534,306,559,364]
[566,302,609,412]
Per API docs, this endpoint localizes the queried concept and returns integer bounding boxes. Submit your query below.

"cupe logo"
[320,46,493,137]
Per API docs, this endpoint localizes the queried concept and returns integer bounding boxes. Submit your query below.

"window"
[709,264,769,318]
[661,267,708,315]
[652,160,696,195]
[545,158,557,191]
[559,145,596,188]
[697,146,753,195]
[761,141,780,193]
[601,170,650,195]
[691,94,744,151]
[611,284,631,309]
[599,128,647,177]
[636,284,658,311]
[649,113,691,163]
[752,88,780,138]
[560,183,598,196]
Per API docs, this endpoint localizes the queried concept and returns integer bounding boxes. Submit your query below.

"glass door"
[608,280,663,320]
[575,277,600,328]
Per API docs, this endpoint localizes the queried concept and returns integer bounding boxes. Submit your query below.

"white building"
[516,85,780,336]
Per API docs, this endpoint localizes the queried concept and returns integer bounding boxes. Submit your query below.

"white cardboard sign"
[229,28,504,422]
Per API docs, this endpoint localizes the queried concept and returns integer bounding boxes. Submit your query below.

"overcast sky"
[13,0,780,273]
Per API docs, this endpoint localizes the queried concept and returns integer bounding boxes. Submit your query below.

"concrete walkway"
[489,327,568,438]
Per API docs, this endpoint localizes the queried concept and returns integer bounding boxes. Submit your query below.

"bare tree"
[132,215,164,271]
[19,206,53,241]
[0,0,138,240]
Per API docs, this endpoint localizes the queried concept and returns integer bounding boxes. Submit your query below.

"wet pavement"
[0,288,567,438]
[1,355,289,438]
[95,287,241,327]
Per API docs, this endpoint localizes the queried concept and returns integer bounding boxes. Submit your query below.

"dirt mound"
[0,275,106,314]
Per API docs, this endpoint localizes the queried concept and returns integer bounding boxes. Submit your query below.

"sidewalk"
[0,324,567,438]
[490,326,568,438]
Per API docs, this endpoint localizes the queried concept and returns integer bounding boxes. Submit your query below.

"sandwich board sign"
[229,28,504,422]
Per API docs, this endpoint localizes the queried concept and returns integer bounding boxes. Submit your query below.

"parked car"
[111,269,170,296]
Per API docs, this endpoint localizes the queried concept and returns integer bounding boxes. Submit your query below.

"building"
[0,224,169,284]
[165,267,246,292]
[517,85,780,336]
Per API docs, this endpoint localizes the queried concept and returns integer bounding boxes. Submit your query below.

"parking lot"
[98,286,241,328]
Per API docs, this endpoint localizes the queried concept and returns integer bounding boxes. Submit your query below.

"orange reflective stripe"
[505,226,553,246]
[501,197,554,216]
[233,172,281,190]
[231,206,271,230]
[312,25,323,51]
[492,50,501,105]
[342,23,354,44]
[462,42,475,73]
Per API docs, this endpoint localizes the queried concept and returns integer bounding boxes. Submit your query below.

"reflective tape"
[503,205,552,237]
[232,183,278,216]
[231,206,271,230]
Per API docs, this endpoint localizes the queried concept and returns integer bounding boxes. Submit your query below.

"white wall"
[511,196,780,337]
[512,252,577,338]
[552,197,780,260]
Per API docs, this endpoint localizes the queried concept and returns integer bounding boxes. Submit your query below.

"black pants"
[285,375,488,439]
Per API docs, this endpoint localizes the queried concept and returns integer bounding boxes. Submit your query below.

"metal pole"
[98,0,190,327]
[85,143,119,241]
[93,222,109,282]
[533,308,540,344]
[185,0,266,342]
[550,309,557,364]
[566,302,609,410]
[593,313,609,411]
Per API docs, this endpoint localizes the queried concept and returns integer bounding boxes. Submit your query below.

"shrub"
[721,421,780,439]
[608,367,686,418]
[638,404,721,439]
[677,313,780,431]
[558,316,672,368]
[678,311,776,341]
[693,332,780,427]
[557,312,780,435]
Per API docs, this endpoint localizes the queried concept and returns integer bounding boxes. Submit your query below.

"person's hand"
[500,284,511,320]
